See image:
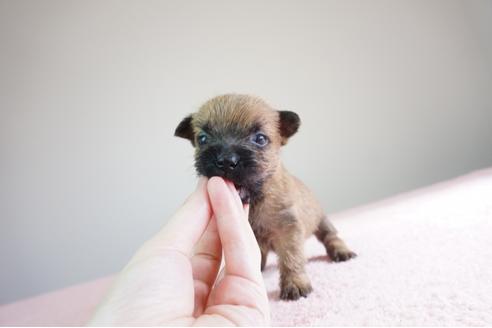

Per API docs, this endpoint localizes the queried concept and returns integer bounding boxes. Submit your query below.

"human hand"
[89,177,270,326]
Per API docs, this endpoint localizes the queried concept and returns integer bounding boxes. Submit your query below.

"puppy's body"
[175,94,356,300]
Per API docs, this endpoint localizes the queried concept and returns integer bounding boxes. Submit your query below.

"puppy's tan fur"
[175,94,356,300]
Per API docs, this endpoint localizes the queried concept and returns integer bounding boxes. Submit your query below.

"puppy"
[175,94,356,300]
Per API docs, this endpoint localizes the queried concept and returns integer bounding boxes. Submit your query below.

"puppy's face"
[175,94,300,203]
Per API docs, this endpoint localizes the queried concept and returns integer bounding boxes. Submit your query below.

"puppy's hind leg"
[315,216,357,262]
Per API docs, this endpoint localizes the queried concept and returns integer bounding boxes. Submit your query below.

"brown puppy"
[175,94,356,300]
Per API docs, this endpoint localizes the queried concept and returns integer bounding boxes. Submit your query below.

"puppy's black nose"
[216,153,240,170]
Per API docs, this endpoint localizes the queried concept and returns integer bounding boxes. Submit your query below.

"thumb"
[207,177,262,281]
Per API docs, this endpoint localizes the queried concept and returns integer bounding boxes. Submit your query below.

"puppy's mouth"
[195,161,253,204]
[233,183,250,204]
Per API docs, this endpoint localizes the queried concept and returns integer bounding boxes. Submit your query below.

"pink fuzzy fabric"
[1,169,492,326]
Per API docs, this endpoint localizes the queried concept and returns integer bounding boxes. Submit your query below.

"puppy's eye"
[252,133,268,147]
[197,133,208,145]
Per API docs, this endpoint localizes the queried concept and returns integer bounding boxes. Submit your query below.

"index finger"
[207,177,262,282]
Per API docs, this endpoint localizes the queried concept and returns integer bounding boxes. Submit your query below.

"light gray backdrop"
[1,0,492,304]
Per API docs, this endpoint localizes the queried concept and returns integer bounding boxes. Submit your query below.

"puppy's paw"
[280,280,313,301]
[324,237,357,262]
[328,247,357,262]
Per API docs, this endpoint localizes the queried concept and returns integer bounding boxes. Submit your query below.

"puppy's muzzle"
[216,152,240,171]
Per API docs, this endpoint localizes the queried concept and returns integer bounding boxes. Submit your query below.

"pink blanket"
[1,169,492,326]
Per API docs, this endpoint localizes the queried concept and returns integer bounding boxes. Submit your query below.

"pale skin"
[89,177,270,326]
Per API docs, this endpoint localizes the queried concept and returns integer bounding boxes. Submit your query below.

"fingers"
[191,217,222,316]
[207,177,262,283]
[146,177,212,257]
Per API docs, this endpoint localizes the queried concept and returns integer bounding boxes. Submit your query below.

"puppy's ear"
[174,115,195,146]
[278,111,300,145]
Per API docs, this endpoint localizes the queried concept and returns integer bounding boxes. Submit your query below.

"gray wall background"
[1,0,491,304]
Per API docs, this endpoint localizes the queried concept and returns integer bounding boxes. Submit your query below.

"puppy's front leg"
[273,232,312,300]
[260,243,269,271]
